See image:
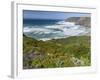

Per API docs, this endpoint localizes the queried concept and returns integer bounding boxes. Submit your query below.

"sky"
[23,10,91,20]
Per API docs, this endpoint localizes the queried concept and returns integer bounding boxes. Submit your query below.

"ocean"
[23,19,90,41]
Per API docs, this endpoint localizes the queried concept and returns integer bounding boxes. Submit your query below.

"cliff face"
[65,17,91,27]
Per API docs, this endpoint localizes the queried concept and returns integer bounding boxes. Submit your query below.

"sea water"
[23,19,90,41]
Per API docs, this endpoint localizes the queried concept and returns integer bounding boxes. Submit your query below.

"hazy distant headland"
[65,17,91,27]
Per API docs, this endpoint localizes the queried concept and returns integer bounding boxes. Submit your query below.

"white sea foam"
[24,21,90,41]
[39,36,67,41]
[57,21,75,26]
[24,27,52,33]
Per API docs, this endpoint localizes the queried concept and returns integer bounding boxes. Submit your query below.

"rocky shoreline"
[65,17,91,27]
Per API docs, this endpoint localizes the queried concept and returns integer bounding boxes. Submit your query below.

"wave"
[24,27,52,33]
[56,21,75,26]
[23,20,90,41]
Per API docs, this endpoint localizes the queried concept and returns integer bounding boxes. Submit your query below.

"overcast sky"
[23,10,90,20]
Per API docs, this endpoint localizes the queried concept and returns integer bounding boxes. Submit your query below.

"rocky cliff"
[65,17,91,27]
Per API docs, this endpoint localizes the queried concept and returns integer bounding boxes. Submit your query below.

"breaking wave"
[24,20,90,40]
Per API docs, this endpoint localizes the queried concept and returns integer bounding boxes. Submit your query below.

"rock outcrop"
[65,17,91,27]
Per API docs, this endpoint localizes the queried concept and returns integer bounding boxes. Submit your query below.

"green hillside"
[23,35,91,69]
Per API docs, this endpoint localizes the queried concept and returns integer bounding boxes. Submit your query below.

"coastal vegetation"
[23,34,91,69]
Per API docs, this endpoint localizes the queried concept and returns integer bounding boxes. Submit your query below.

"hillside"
[65,17,91,27]
[23,35,91,69]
